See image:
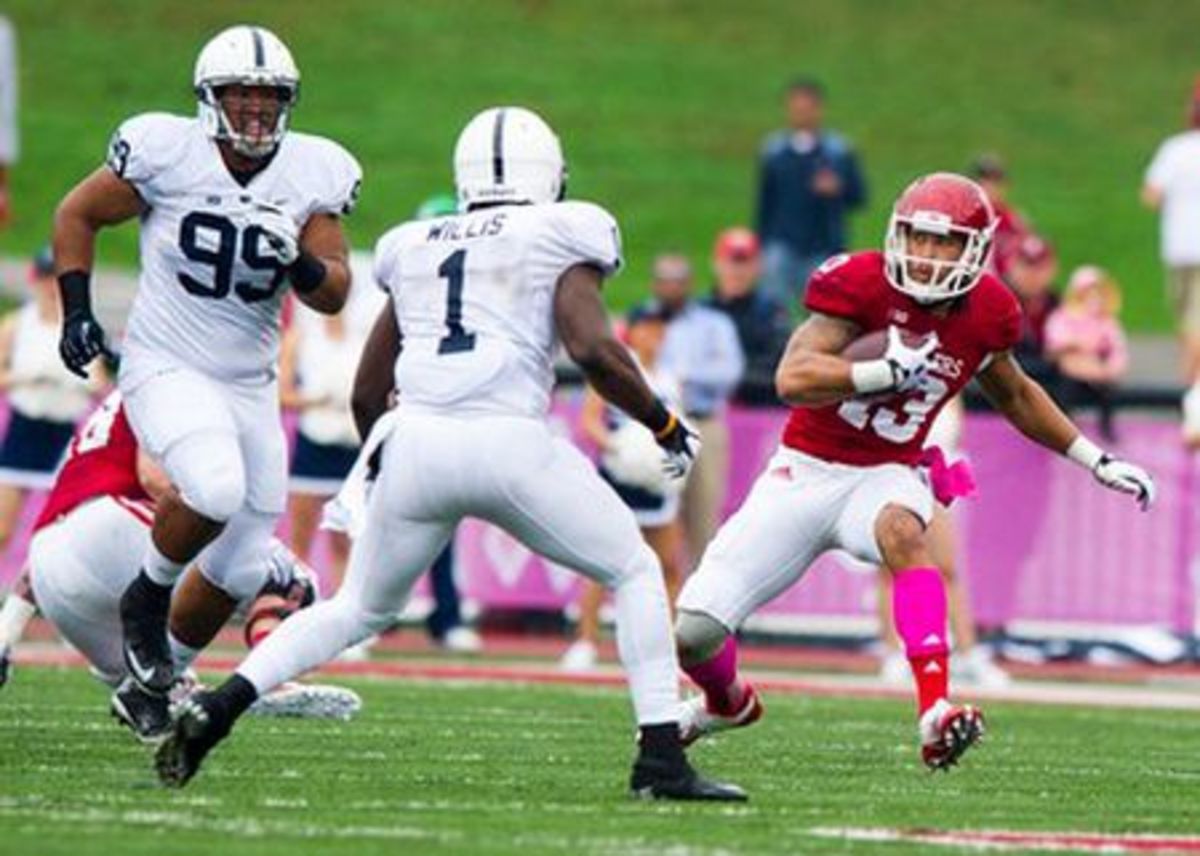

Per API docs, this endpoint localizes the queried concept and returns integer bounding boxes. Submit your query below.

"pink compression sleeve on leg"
[891,566,949,657]
[682,636,742,715]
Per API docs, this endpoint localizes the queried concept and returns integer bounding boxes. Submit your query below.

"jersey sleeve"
[980,276,1023,354]
[105,113,186,205]
[371,225,407,295]
[803,253,867,322]
[542,201,624,279]
[305,138,363,217]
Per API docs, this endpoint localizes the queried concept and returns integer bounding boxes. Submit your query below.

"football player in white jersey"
[155,106,746,802]
[51,25,361,695]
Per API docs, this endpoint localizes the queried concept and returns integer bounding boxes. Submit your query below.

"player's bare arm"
[555,263,699,475]
[773,312,861,406]
[975,351,1078,453]
[53,166,146,273]
[555,264,670,430]
[350,298,400,441]
[978,351,1156,510]
[51,167,141,378]
[290,212,350,314]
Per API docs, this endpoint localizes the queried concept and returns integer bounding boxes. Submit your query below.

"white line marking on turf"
[0,806,465,843]
[809,827,1200,853]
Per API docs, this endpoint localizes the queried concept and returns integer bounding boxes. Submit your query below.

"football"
[840,327,932,361]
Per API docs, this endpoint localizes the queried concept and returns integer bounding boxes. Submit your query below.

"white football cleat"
[878,650,910,687]
[249,682,362,720]
[558,639,599,672]
[919,698,985,771]
[951,646,1012,690]
[678,685,763,747]
[437,626,483,654]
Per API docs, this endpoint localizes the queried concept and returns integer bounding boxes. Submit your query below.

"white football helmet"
[453,106,565,208]
[194,25,300,159]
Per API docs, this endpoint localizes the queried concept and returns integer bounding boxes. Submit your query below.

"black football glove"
[58,271,114,378]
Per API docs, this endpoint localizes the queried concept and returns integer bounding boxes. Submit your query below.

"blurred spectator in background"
[0,16,15,227]
[280,297,366,600]
[705,227,791,406]
[1046,266,1128,443]
[1004,234,1061,386]
[0,247,105,551]
[970,154,1030,280]
[755,77,866,307]
[561,305,683,671]
[649,253,744,567]
[1143,78,1200,403]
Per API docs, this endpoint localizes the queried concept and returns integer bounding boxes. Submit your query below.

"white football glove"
[252,202,300,266]
[884,325,940,393]
[1093,455,1156,511]
[656,413,702,481]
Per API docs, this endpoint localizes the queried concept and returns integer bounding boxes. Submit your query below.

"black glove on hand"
[58,271,114,378]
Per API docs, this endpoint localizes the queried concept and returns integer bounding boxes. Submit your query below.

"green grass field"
[2,666,1198,855]
[1,0,1198,329]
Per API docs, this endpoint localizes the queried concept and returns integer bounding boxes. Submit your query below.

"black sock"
[134,570,173,601]
[638,722,686,765]
[208,674,259,732]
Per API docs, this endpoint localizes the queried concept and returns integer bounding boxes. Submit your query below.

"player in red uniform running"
[0,391,347,740]
[672,173,1155,770]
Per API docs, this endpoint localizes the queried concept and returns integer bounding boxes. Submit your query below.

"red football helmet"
[884,172,996,303]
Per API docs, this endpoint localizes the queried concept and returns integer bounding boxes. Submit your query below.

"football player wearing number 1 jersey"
[51,25,361,696]
[673,173,1156,771]
[155,106,744,802]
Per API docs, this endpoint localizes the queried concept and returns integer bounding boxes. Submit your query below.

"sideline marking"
[809,827,1200,853]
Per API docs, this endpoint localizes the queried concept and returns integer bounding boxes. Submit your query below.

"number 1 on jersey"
[437,249,477,355]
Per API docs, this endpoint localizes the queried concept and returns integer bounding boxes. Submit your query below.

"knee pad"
[167,431,246,522]
[675,609,730,663]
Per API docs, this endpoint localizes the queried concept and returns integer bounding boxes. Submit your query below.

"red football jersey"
[783,251,1021,467]
[33,391,152,533]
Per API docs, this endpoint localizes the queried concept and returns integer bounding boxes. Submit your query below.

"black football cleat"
[155,692,230,788]
[0,651,10,688]
[629,755,748,802]
[111,677,171,743]
[119,573,175,694]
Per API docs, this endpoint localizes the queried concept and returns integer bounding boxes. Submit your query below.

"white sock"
[142,541,187,587]
[168,633,201,676]
[611,551,680,725]
[0,593,36,651]
[237,598,370,695]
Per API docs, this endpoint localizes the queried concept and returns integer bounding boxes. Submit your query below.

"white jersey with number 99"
[372,201,622,418]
